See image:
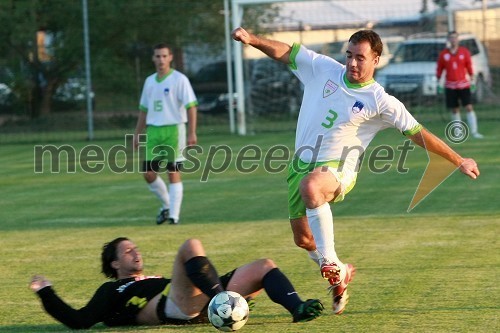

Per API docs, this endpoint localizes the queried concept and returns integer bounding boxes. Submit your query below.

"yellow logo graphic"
[408,150,458,211]
[408,121,469,211]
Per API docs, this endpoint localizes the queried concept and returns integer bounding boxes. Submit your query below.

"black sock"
[262,268,303,314]
[184,256,224,298]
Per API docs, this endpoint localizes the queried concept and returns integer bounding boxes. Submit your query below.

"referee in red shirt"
[437,31,483,138]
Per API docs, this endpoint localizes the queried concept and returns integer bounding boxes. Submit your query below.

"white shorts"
[164,296,199,321]
[287,159,358,219]
[327,166,357,203]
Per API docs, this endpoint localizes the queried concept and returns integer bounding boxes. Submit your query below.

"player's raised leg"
[226,259,324,322]
[168,238,224,317]
[300,168,345,280]
[300,166,356,314]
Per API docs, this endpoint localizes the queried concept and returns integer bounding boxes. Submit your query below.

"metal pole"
[447,7,454,31]
[482,0,488,43]
[224,0,235,133]
[82,0,94,140]
[231,0,246,135]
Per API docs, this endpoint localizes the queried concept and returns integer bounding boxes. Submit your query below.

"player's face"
[345,41,379,84]
[152,48,173,75]
[113,240,144,278]
[448,33,459,48]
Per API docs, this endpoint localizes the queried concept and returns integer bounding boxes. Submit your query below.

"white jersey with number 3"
[290,44,422,171]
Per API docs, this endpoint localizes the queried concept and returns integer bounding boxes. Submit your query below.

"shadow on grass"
[349,305,499,315]
[0,323,199,332]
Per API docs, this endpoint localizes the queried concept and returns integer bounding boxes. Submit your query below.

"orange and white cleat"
[322,263,356,314]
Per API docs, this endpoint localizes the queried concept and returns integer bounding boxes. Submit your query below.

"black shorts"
[445,88,472,108]
[142,160,183,173]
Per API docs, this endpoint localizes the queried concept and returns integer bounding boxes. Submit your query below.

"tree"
[0,0,238,117]
[0,0,85,116]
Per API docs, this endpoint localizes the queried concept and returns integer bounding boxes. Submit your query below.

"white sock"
[306,202,342,265]
[148,177,169,209]
[466,111,479,134]
[169,182,183,221]
[308,250,321,266]
[451,113,461,122]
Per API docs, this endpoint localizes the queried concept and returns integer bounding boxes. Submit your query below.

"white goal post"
[228,0,301,135]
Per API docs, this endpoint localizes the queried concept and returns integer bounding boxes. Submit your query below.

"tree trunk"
[39,80,57,116]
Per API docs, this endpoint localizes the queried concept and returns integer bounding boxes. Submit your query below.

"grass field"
[0,119,498,333]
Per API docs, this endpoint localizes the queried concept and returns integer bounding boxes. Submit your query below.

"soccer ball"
[207,291,249,332]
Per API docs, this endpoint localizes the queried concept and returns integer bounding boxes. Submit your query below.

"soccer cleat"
[168,218,179,225]
[320,261,343,286]
[245,297,256,311]
[292,299,324,323]
[156,208,169,225]
[329,286,349,315]
[472,132,484,139]
[328,263,355,315]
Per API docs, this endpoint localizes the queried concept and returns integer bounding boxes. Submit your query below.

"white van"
[375,33,491,103]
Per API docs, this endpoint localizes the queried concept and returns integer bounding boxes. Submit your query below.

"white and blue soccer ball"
[207,291,249,332]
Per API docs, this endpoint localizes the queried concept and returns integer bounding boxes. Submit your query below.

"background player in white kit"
[232,27,480,314]
[133,43,198,225]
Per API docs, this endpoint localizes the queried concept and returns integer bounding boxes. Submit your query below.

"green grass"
[0,119,498,332]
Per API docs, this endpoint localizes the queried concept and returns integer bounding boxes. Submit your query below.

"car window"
[391,42,446,63]
[459,39,479,56]
[192,62,227,83]
[252,59,289,80]
[386,41,402,54]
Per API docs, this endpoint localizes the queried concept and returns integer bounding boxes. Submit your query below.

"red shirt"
[436,46,473,89]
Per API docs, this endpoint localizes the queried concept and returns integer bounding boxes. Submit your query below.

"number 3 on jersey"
[321,109,338,129]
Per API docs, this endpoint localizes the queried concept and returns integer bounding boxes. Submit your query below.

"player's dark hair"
[101,237,129,279]
[153,43,173,53]
[349,30,383,57]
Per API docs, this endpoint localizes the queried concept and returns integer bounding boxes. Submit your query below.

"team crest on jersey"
[352,100,364,114]
[323,80,338,98]
[164,88,170,95]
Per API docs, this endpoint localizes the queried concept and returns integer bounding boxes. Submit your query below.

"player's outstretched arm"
[30,275,52,292]
[187,106,198,145]
[232,27,292,64]
[408,128,480,179]
[457,158,480,179]
[30,274,108,329]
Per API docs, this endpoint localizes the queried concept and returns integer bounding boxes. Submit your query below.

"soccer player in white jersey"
[133,43,198,225]
[232,27,480,314]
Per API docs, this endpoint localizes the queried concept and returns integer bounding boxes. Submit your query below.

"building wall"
[455,7,500,66]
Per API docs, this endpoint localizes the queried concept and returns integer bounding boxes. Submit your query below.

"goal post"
[229,0,300,135]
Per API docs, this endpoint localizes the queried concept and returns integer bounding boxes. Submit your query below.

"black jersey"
[36,275,170,329]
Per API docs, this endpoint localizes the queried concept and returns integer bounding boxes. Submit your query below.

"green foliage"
[0,0,237,117]
[0,0,84,116]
